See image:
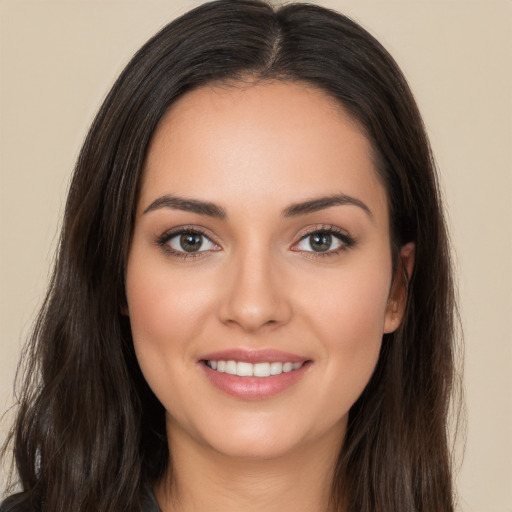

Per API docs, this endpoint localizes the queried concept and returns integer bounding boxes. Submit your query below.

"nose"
[218,247,293,332]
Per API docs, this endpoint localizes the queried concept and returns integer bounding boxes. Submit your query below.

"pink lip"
[200,348,308,364]
[199,349,312,400]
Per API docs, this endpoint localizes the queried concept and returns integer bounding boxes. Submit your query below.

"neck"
[155,419,344,512]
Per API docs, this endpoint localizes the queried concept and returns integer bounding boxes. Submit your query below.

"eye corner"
[290,225,356,256]
[155,226,222,259]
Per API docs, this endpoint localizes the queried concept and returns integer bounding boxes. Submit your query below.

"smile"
[200,350,311,399]
[205,360,304,377]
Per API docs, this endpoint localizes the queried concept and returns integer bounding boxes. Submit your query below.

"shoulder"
[1,489,160,512]
[142,488,162,512]
[0,494,34,512]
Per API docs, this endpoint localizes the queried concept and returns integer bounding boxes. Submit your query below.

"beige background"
[1,1,511,510]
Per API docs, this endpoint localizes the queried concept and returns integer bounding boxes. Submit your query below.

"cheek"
[296,256,392,404]
[124,251,213,399]
[126,246,216,346]
[301,255,391,338]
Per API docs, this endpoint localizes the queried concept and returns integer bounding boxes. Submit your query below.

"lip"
[200,348,308,364]
[199,349,312,400]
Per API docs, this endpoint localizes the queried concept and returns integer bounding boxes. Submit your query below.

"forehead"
[140,81,388,223]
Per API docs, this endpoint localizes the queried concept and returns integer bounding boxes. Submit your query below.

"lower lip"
[201,361,311,400]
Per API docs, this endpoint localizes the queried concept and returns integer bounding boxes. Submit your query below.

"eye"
[159,229,220,255]
[292,228,354,254]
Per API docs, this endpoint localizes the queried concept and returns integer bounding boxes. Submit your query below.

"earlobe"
[383,242,415,333]
[400,242,415,280]
[121,299,130,317]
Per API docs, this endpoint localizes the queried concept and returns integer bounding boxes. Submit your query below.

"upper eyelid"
[158,225,218,243]
[291,225,355,252]
[169,231,218,252]
[156,227,220,258]
[156,224,353,250]
[295,224,352,240]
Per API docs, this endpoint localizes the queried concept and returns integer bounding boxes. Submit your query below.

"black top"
[0,489,161,512]
[144,489,162,512]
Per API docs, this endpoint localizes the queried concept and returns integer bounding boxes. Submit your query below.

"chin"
[208,432,304,461]
[178,406,348,463]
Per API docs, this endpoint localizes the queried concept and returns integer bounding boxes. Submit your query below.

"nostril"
[216,262,293,331]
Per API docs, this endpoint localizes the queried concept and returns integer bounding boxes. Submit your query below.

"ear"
[383,242,415,334]
[120,296,130,317]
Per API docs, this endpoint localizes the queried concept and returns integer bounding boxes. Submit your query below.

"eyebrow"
[142,192,372,219]
[283,194,373,218]
[143,195,226,218]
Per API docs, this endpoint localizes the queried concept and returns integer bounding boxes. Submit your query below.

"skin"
[125,81,414,512]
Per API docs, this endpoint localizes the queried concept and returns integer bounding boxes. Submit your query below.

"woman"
[1,0,457,510]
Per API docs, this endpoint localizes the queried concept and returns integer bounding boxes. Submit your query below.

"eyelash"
[292,225,355,258]
[156,227,219,260]
[156,224,355,260]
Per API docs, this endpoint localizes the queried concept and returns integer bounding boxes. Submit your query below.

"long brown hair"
[2,1,458,510]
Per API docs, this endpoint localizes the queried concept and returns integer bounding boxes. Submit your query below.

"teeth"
[282,362,293,373]
[270,362,283,375]
[253,362,271,377]
[206,360,304,377]
[237,361,253,377]
[225,360,237,375]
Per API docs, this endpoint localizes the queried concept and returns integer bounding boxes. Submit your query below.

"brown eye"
[292,228,354,255]
[166,231,218,253]
[296,231,341,253]
[179,233,203,252]
[309,232,333,252]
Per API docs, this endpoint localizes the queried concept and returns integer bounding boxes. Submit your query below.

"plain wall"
[1,1,511,511]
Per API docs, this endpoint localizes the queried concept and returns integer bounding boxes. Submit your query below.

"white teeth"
[225,360,237,375]
[253,362,271,377]
[237,361,253,377]
[206,360,304,377]
[270,362,283,375]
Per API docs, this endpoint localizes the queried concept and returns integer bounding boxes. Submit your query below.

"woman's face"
[126,81,406,460]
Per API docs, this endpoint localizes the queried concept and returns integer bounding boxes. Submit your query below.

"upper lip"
[200,348,310,364]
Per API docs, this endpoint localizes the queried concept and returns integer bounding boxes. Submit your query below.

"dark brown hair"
[2,1,458,510]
